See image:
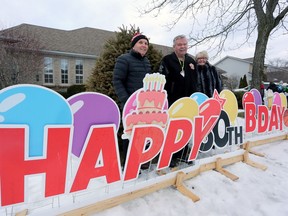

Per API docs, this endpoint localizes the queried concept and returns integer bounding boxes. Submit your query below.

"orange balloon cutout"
[220,90,239,124]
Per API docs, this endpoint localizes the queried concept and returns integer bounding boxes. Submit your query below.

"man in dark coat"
[113,33,151,108]
[113,33,151,167]
[267,81,278,93]
[159,35,197,167]
[159,35,198,106]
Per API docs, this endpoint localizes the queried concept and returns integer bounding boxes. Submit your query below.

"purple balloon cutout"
[250,88,262,107]
[68,92,120,157]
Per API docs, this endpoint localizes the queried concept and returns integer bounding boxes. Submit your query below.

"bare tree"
[141,0,288,90]
[268,58,288,67]
[0,27,44,89]
[224,75,241,90]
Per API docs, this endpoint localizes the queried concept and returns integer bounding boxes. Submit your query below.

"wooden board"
[15,209,28,216]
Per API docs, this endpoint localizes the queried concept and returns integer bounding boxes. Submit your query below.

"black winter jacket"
[196,62,222,98]
[159,52,197,106]
[113,49,151,108]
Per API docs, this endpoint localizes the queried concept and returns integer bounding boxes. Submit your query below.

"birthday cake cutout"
[123,73,169,135]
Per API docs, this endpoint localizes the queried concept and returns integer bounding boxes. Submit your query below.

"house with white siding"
[214,56,256,84]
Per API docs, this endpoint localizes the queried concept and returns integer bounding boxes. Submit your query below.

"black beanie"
[131,33,149,48]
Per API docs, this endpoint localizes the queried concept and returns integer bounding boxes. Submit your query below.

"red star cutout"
[213,90,226,109]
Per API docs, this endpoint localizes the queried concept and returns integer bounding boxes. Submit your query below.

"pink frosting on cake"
[137,90,166,111]
[125,112,168,133]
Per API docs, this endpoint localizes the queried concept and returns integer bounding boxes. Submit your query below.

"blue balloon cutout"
[0,85,73,157]
[190,92,209,105]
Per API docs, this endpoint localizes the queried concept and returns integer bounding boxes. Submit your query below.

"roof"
[0,35,20,43]
[242,57,254,62]
[214,56,270,68]
[214,55,255,66]
[0,24,173,57]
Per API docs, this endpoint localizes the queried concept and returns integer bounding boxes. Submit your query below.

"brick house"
[0,24,173,91]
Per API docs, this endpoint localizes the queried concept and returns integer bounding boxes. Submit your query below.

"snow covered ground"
[94,139,288,216]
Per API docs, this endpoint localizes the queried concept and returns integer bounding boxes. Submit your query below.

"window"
[75,60,83,84]
[61,59,69,84]
[44,57,53,84]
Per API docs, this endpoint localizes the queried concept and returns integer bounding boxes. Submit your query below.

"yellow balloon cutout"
[168,97,199,142]
[279,93,287,108]
[168,97,199,121]
[220,90,239,124]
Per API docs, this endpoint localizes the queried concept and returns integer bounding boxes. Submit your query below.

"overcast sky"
[1,0,287,64]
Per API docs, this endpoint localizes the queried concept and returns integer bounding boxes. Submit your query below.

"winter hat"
[131,33,149,48]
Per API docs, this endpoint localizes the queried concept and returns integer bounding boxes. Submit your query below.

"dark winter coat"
[196,63,222,98]
[113,49,151,108]
[267,82,278,93]
[159,52,197,106]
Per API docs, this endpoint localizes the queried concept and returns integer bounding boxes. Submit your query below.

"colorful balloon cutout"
[0,85,73,157]
[198,99,221,126]
[168,97,199,121]
[283,109,288,127]
[122,90,140,119]
[273,92,281,107]
[242,92,254,109]
[250,88,262,107]
[68,92,120,157]
[190,92,209,105]
[220,89,239,124]
[279,93,287,108]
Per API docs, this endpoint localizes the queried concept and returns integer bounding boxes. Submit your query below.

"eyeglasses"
[197,57,207,60]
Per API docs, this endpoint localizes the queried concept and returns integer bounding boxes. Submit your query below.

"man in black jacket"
[159,35,197,167]
[113,33,151,168]
[159,35,197,106]
[113,33,151,108]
